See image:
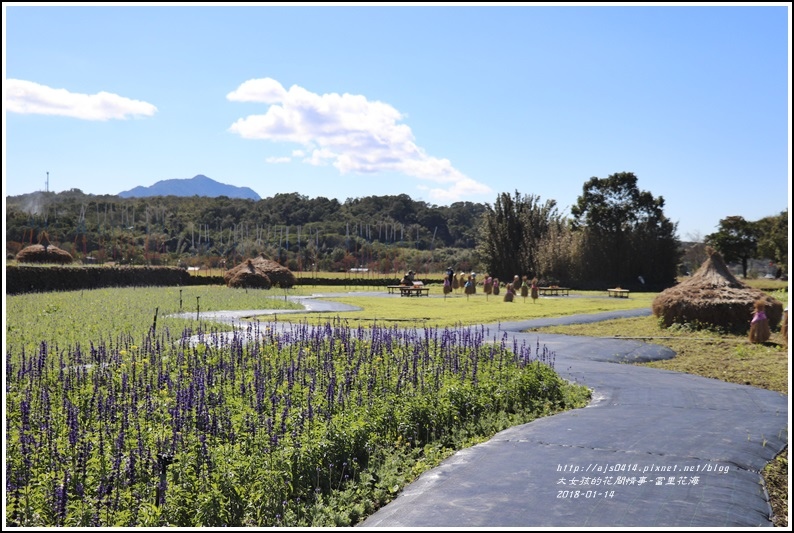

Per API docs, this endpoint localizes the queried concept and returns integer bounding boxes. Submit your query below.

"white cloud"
[418,177,494,202]
[305,148,337,167]
[6,79,157,121]
[227,78,288,104]
[265,156,291,164]
[227,77,490,201]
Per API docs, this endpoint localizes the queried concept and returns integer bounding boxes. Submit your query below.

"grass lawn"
[254,287,655,328]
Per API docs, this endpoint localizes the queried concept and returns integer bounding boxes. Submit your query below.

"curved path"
[178,292,789,528]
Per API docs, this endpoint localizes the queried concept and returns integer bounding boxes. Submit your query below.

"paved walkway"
[178,292,789,528]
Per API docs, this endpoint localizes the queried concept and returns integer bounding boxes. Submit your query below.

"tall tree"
[705,216,759,278]
[755,210,788,274]
[570,172,679,286]
[477,191,559,281]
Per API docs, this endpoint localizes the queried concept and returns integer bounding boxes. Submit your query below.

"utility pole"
[46,171,49,192]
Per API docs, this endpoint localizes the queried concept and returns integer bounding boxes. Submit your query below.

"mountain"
[118,175,261,200]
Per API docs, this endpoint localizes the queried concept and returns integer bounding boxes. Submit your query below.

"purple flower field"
[6,318,579,527]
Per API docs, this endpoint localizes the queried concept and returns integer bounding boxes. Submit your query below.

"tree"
[477,191,559,281]
[755,210,788,275]
[705,216,758,279]
[570,172,680,287]
[440,201,487,248]
[679,241,709,276]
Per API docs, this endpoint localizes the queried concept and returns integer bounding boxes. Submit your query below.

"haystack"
[224,254,297,289]
[16,243,73,264]
[224,258,272,289]
[652,248,783,333]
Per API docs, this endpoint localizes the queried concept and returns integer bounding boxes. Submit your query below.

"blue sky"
[3,3,791,241]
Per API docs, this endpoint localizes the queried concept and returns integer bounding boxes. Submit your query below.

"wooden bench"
[607,288,630,298]
[537,287,570,296]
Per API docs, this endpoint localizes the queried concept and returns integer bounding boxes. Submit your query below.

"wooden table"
[607,288,630,298]
[387,285,430,297]
[537,287,570,296]
[398,286,430,297]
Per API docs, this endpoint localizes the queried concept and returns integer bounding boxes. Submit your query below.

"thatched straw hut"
[16,243,73,264]
[224,259,272,289]
[652,248,783,333]
[224,254,297,289]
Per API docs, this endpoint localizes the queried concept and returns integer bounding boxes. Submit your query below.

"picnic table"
[398,286,430,297]
[387,282,430,297]
[537,286,570,296]
[607,288,630,298]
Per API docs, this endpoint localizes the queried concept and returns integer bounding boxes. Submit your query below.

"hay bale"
[223,254,297,289]
[652,248,783,332]
[16,243,73,264]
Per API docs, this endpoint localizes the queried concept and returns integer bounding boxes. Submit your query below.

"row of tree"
[6,172,787,287]
[702,214,788,279]
[478,173,681,288]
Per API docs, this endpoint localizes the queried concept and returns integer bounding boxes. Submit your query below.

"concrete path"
[178,292,789,528]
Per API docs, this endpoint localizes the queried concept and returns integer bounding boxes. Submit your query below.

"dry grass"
[223,254,297,288]
[15,243,74,264]
[654,249,784,331]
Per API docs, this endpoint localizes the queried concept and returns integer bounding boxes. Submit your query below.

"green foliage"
[448,173,686,289]
[477,191,561,281]
[6,182,786,291]
[5,286,303,348]
[5,190,485,272]
[570,172,680,287]
[705,215,759,278]
[754,210,788,274]
[662,319,730,336]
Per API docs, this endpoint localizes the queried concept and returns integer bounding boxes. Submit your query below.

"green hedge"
[5,265,439,295]
[6,265,192,295]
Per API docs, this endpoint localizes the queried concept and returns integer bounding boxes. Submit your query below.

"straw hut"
[16,243,73,264]
[224,254,297,289]
[224,258,272,289]
[651,248,783,333]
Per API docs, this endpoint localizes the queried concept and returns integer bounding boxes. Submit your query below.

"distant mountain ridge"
[118,174,261,200]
